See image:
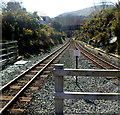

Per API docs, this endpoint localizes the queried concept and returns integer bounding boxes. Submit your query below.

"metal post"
[76,56,78,84]
[54,64,64,114]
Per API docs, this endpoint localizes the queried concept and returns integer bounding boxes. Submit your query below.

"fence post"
[55,64,64,114]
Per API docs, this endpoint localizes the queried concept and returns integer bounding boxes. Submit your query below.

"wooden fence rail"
[0,40,19,68]
[54,64,120,114]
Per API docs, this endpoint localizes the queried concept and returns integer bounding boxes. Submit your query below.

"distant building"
[40,16,51,25]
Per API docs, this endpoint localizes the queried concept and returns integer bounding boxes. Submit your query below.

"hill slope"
[58,5,113,17]
[54,5,113,26]
[76,4,120,54]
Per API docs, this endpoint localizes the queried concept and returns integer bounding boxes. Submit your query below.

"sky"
[2,0,119,17]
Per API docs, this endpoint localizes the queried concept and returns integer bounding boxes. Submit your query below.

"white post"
[54,64,64,114]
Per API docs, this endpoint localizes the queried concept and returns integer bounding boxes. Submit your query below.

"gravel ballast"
[1,44,119,114]
[0,44,62,86]
[23,47,119,114]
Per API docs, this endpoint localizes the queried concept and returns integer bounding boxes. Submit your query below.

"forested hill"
[76,3,120,55]
[2,2,66,57]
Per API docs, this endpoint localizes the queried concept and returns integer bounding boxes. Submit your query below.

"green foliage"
[2,2,65,57]
[77,3,120,55]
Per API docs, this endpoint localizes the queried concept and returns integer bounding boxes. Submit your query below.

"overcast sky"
[2,0,119,17]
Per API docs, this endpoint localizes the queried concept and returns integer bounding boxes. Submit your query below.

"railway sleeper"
[19,97,32,102]
[0,96,32,102]
[47,66,54,69]
[25,74,33,77]
[35,66,43,69]
[29,86,39,90]
[43,70,51,74]
[35,66,53,70]
[18,80,28,83]
[9,85,39,90]
[31,70,39,73]
[8,108,25,113]
[40,75,48,78]
[39,64,46,66]
[10,85,22,89]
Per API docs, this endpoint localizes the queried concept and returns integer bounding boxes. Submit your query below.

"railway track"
[75,41,119,69]
[0,39,119,114]
[0,40,71,114]
[74,40,120,85]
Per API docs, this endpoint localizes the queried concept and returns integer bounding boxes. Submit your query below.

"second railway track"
[0,39,119,114]
[0,40,71,114]
[75,41,119,70]
[74,40,120,85]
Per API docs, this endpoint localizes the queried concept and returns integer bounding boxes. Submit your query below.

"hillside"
[76,3,120,55]
[58,5,113,17]
[54,5,113,26]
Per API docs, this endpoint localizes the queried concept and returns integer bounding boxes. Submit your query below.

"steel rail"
[0,40,70,91]
[80,41,120,60]
[75,41,119,70]
[0,41,71,114]
[75,43,107,69]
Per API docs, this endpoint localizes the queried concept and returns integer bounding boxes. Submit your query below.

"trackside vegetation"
[1,2,66,57]
[76,2,120,55]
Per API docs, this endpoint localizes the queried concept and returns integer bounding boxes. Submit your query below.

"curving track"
[75,40,119,70]
[74,40,120,85]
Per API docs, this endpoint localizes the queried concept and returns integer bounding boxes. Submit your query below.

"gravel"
[1,44,119,114]
[0,44,62,86]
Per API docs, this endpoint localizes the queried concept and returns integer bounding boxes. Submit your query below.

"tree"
[77,4,120,55]
[114,2,120,54]
[2,1,65,56]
